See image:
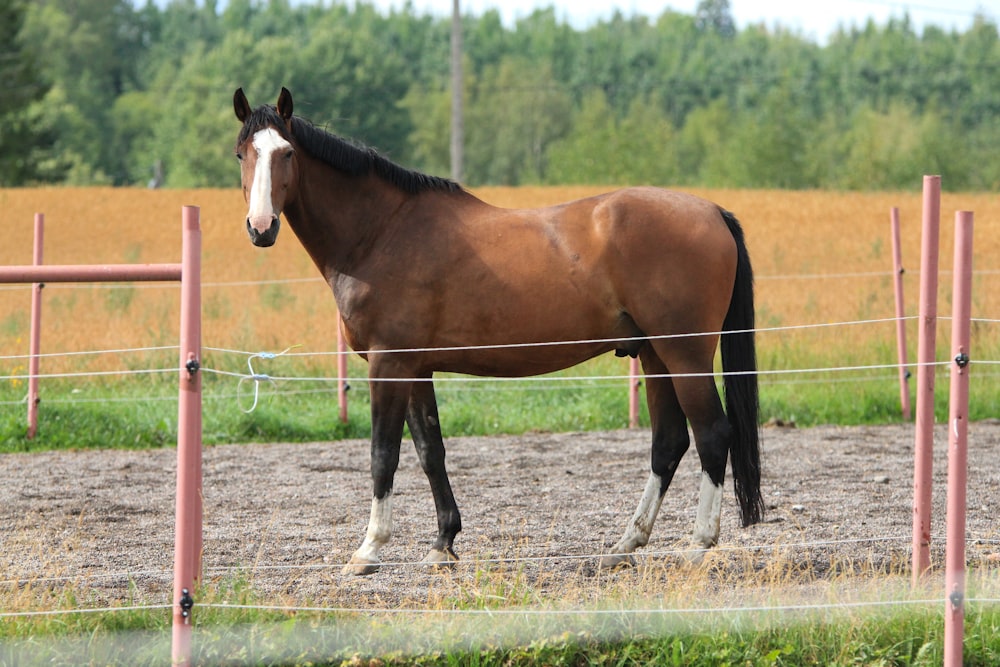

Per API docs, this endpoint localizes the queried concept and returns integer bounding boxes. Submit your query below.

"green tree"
[955,15,1000,129]
[509,8,579,84]
[285,5,414,156]
[399,77,453,178]
[830,102,951,190]
[695,0,735,38]
[821,17,921,117]
[145,36,260,187]
[464,57,571,184]
[544,90,617,184]
[465,9,509,75]
[0,0,63,184]
[545,91,680,185]
[110,90,169,187]
[7,0,1000,191]
[674,98,734,186]
[649,11,705,126]
[569,13,661,115]
[22,0,153,183]
[719,80,813,188]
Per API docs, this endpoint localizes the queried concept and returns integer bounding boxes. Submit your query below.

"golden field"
[1,186,997,378]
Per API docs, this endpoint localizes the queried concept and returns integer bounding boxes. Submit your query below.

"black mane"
[237,104,463,195]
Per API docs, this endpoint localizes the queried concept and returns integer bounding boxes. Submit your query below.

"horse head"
[233,87,297,248]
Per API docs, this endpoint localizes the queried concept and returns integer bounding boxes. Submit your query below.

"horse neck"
[284,157,406,277]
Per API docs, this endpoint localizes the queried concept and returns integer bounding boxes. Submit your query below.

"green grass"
[3,575,1000,665]
[1,350,996,452]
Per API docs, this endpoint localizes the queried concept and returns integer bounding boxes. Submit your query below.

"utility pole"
[450,0,464,183]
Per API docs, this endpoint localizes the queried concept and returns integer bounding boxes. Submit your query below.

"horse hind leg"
[406,380,462,569]
[670,369,732,556]
[600,346,690,569]
[647,332,732,555]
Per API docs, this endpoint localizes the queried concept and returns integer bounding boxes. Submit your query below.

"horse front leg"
[406,379,462,569]
[342,374,412,576]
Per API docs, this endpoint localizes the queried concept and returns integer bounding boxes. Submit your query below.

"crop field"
[2,186,997,378]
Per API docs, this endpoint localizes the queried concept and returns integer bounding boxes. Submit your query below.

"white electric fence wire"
[4,313,997,404]
[202,361,951,387]
[18,369,991,408]
[205,315,922,360]
[200,598,948,617]
[4,314,995,381]
[218,535,1000,575]
[190,315,937,392]
[4,596,999,622]
[0,599,938,621]
[0,368,175,382]
[0,570,175,587]
[6,535,1000,590]
[0,604,172,620]
[0,345,177,361]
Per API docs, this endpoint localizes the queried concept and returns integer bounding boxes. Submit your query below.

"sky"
[367,0,991,43]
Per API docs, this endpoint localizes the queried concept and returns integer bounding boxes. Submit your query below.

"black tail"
[719,209,763,527]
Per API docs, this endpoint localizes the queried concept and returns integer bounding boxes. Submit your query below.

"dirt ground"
[2,421,999,609]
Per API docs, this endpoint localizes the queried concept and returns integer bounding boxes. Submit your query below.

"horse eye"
[235,152,244,162]
[284,149,294,160]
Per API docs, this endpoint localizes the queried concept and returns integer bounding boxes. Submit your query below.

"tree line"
[2,0,999,190]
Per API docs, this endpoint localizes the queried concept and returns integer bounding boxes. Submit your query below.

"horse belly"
[429,293,632,378]
[433,339,614,378]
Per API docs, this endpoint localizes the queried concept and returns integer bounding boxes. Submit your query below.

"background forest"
[2,0,999,190]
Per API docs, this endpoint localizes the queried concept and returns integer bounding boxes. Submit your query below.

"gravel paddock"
[2,421,999,609]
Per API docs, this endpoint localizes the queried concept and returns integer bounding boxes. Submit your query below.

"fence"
[0,206,203,667]
[12,213,348,439]
[0,190,994,665]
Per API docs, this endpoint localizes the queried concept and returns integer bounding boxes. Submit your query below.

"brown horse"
[233,87,762,575]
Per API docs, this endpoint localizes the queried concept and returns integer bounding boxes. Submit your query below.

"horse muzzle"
[247,215,280,247]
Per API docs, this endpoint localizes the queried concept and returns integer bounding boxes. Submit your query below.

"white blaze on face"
[247,127,291,233]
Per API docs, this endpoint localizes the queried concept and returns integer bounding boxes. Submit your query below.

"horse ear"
[234,88,251,123]
[277,87,293,122]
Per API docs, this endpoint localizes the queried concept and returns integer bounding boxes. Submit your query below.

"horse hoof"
[342,555,380,576]
[598,553,636,571]
[421,548,458,571]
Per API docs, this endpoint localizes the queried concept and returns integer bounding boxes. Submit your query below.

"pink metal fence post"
[628,356,640,428]
[911,175,940,586]
[172,206,203,667]
[943,211,974,667]
[27,214,44,439]
[890,208,911,421]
